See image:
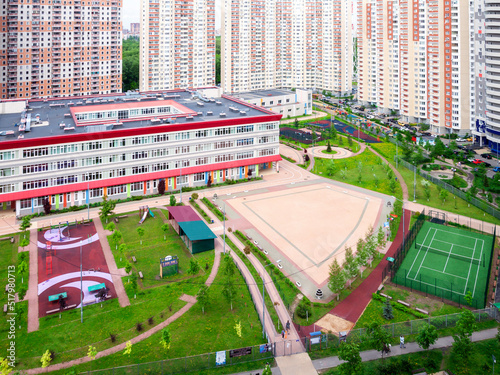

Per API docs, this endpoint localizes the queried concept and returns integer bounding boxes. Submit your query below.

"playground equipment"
[58,221,69,241]
[139,206,155,224]
[46,241,53,275]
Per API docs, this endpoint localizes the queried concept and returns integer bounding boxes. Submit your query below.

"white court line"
[414,229,438,281]
[407,227,435,278]
[471,239,484,299]
[463,239,477,295]
[435,228,488,242]
[443,244,453,273]
[431,237,484,255]
[417,266,468,281]
[409,277,466,297]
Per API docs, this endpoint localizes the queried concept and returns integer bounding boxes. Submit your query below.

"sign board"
[311,337,321,345]
[160,256,178,268]
[215,351,226,366]
[229,347,252,358]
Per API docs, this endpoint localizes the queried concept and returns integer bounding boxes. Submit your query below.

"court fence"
[396,157,500,220]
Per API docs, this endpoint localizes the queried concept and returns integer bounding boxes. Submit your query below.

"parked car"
[467,158,476,163]
[472,159,484,164]
[493,166,500,172]
[456,138,467,142]
[481,153,493,159]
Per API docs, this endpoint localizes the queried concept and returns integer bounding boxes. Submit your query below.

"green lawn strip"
[293,254,385,327]
[321,349,443,375]
[280,154,297,163]
[353,299,422,329]
[232,231,300,310]
[201,197,226,222]
[311,148,403,198]
[370,142,500,225]
[190,200,212,223]
[51,253,266,374]
[444,338,500,374]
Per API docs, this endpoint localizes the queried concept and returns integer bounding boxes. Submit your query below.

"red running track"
[295,209,411,337]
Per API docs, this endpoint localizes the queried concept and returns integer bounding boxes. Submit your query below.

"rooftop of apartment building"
[233,89,302,101]
[0,90,276,144]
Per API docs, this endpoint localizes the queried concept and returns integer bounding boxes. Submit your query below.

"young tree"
[124,262,132,274]
[452,309,478,363]
[222,276,236,310]
[262,363,272,375]
[416,323,438,350]
[20,216,31,233]
[160,328,171,350]
[19,238,29,252]
[43,198,51,215]
[136,227,145,245]
[326,159,337,176]
[355,238,369,274]
[223,254,236,277]
[343,247,358,286]
[99,195,116,224]
[191,192,199,200]
[196,285,210,314]
[364,228,378,265]
[161,224,169,240]
[158,179,166,195]
[87,345,97,361]
[439,189,449,205]
[187,258,200,275]
[294,118,299,129]
[383,298,394,320]
[367,322,392,359]
[169,194,177,207]
[337,342,363,375]
[123,341,132,356]
[111,230,122,250]
[18,260,28,284]
[376,226,387,252]
[40,349,53,368]
[0,358,12,375]
[389,178,397,193]
[105,222,116,232]
[328,259,346,300]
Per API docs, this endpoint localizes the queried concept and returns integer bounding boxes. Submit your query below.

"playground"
[37,221,116,317]
[333,120,381,143]
[280,127,324,144]
[228,182,385,287]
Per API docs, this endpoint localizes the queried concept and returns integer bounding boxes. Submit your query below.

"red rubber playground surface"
[37,222,116,317]
[295,209,411,336]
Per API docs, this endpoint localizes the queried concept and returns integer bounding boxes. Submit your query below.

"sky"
[123,0,222,29]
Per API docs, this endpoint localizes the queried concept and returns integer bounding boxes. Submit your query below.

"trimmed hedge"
[201,198,226,221]
[189,201,211,224]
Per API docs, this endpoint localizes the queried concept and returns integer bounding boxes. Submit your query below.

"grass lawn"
[371,142,500,225]
[51,254,267,374]
[311,148,403,199]
[107,209,212,287]
[321,149,337,155]
[353,298,416,329]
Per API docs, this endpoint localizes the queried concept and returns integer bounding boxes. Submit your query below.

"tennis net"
[415,243,481,266]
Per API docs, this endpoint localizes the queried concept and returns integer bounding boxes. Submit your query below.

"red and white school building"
[0,89,281,217]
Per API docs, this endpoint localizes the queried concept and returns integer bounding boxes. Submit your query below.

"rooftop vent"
[206,111,213,116]
[216,101,222,105]
[219,112,226,117]
[186,116,193,120]
[240,111,247,115]
[197,102,204,106]
[197,112,203,116]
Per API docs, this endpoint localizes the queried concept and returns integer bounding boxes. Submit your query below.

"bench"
[494,280,497,288]
[118,215,128,219]
[492,292,496,301]
[397,300,410,308]
[132,256,137,263]
[48,292,67,302]
[114,217,119,224]
[416,308,429,315]
[88,283,106,293]
[0,237,13,243]
[3,304,7,313]
[139,271,144,279]
[377,284,384,292]
[380,293,392,300]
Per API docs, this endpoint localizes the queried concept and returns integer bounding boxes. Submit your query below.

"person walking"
[281,329,285,339]
[400,335,406,349]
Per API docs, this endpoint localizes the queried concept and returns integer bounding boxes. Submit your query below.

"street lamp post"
[223,201,226,255]
[80,240,83,323]
[87,182,90,221]
[179,167,182,203]
[413,163,416,203]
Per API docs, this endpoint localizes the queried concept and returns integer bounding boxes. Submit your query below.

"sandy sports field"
[230,182,384,286]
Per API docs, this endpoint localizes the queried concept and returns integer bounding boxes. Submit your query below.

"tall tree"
[158,179,166,195]
[367,322,392,359]
[222,277,236,310]
[122,38,140,91]
[337,342,363,375]
[452,309,478,366]
[328,259,346,300]
[416,323,438,350]
[343,247,358,286]
[99,195,116,224]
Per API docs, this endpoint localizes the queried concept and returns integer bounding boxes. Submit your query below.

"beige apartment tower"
[1,0,123,100]
[357,0,470,135]
[222,0,353,95]
[139,0,215,91]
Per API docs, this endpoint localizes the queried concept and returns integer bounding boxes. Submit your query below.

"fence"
[305,307,497,353]
[79,342,274,375]
[397,157,500,220]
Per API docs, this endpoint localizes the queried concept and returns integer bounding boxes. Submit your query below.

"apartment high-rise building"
[139,0,215,91]
[1,0,122,100]
[130,23,140,35]
[471,1,500,154]
[221,0,352,95]
[357,0,470,135]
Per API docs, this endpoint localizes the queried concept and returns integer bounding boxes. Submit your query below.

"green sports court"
[393,221,495,308]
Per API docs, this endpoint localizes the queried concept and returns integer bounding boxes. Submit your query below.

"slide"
[148,209,155,218]
[139,210,148,224]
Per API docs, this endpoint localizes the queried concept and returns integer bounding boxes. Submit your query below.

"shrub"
[110,333,116,343]
[136,323,143,332]
[18,285,27,300]
[296,301,311,319]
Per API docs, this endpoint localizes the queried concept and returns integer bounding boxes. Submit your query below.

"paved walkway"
[26,229,39,333]
[368,145,409,201]
[94,219,130,308]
